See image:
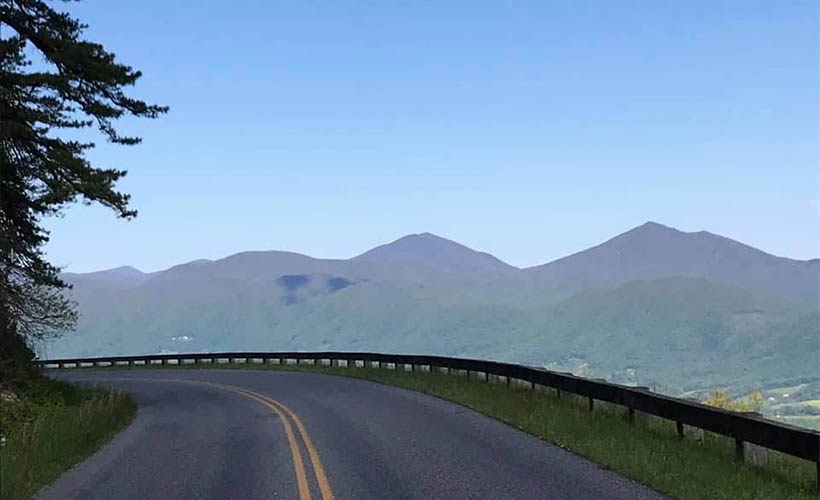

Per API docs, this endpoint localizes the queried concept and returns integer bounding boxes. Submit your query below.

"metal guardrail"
[39,350,820,485]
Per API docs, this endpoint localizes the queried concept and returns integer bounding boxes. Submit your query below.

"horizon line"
[60,220,819,276]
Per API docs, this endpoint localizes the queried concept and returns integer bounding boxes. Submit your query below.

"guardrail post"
[676,421,684,439]
[735,438,744,460]
[815,460,819,494]
[588,397,594,412]
[628,407,635,423]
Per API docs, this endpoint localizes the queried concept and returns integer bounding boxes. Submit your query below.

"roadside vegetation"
[73,359,818,500]
[703,388,764,412]
[0,376,136,500]
[262,362,820,500]
[0,3,161,498]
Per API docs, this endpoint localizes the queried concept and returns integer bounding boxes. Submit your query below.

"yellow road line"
[228,386,336,500]
[227,388,313,500]
[72,377,324,500]
[275,403,335,500]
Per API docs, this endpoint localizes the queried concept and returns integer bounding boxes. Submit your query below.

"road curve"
[41,369,670,500]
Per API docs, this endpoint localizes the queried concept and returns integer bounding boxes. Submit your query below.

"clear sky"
[43,0,818,272]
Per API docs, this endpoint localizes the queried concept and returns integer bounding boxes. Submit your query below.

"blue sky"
[43,1,818,271]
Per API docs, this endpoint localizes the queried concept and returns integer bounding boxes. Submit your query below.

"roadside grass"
[57,359,818,500]
[0,377,136,500]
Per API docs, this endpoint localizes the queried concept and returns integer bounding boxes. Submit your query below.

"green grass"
[777,415,820,431]
[0,377,136,500]
[54,359,819,500]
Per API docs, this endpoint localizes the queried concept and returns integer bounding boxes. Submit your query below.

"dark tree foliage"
[0,0,167,373]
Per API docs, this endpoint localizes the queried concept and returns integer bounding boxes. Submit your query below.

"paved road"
[41,369,670,500]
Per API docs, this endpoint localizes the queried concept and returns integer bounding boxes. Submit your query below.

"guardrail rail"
[39,351,820,489]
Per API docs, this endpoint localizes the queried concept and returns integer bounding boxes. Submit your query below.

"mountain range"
[49,221,819,397]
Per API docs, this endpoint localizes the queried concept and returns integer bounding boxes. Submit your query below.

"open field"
[777,416,820,431]
[51,360,819,500]
[0,378,136,500]
[762,382,820,430]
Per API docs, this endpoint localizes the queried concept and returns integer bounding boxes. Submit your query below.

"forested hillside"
[48,223,819,400]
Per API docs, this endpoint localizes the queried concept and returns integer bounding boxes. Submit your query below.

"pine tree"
[0,0,167,374]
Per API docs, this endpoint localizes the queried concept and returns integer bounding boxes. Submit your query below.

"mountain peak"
[64,265,145,278]
[391,232,451,244]
[353,233,515,273]
[628,221,681,234]
[526,221,818,302]
[638,220,671,229]
[61,265,150,288]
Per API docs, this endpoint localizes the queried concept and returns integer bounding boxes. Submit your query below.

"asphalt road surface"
[40,369,670,500]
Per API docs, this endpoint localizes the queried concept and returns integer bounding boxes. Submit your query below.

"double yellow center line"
[75,377,335,500]
[206,382,335,500]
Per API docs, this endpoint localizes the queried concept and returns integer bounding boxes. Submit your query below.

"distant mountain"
[151,251,338,283]
[353,233,516,274]
[524,222,819,303]
[62,266,153,288]
[50,222,819,402]
[506,277,818,392]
